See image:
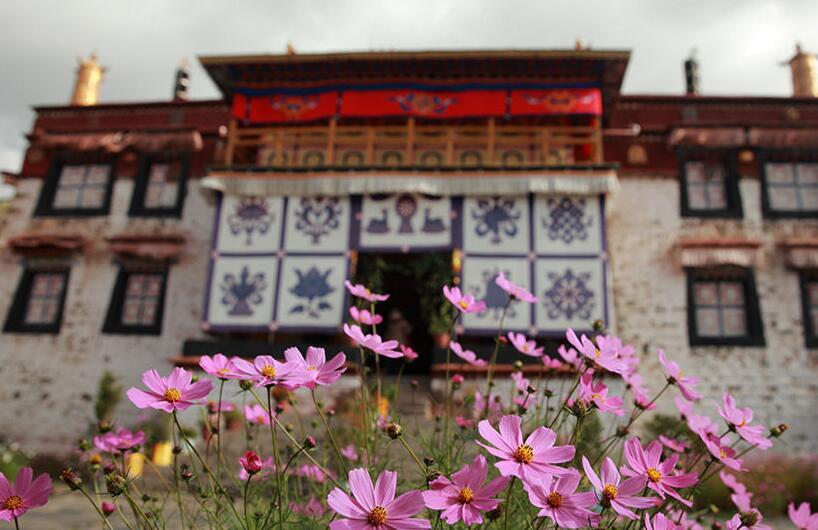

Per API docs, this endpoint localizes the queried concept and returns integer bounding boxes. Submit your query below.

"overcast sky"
[1,0,816,171]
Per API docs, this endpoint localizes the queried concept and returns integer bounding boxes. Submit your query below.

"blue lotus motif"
[289,267,335,318]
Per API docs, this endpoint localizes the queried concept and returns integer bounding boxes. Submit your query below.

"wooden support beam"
[224,119,237,166]
[365,128,375,165]
[405,117,415,166]
[445,128,455,166]
[326,118,337,165]
[486,118,496,166]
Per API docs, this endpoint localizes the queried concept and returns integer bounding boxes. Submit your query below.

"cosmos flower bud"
[410,379,419,388]
[512,360,524,370]
[543,388,553,398]
[526,385,536,394]
[386,422,403,439]
[101,501,116,516]
[498,336,509,345]
[78,438,92,452]
[181,471,194,482]
[326,408,336,417]
[60,468,82,491]
[423,457,435,467]
[239,451,263,475]
[98,420,112,433]
[592,319,604,332]
[616,426,630,437]
[89,453,103,466]
[304,436,317,449]
[173,445,182,455]
[106,473,128,497]
[451,374,464,385]
[239,379,254,391]
[770,423,788,437]
[103,463,117,475]
[425,470,441,483]
[711,523,723,530]
[739,512,759,527]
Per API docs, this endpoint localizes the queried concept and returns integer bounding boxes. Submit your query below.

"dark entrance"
[353,252,451,374]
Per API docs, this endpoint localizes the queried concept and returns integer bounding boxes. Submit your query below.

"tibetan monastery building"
[1,47,817,452]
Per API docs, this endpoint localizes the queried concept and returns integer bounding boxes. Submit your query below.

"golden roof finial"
[71,53,106,106]
[286,42,297,55]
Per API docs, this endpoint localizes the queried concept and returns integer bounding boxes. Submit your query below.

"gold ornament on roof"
[71,54,106,106]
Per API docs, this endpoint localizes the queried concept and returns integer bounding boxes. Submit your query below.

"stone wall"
[0,176,214,454]
[607,175,818,452]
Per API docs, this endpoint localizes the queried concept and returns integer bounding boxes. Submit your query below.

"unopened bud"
[770,423,788,437]
[173,445,182,455]
[181,471,193,481]
[304,436,317,449]
[526,385,536,394]
[543,389,553,398]
[239,379,254,391]
[89,453,102,466]
[711,523,723,530]
[592,319,604,332]
[105,473,127,497]
[60,468,82,491]
[513,360,524,371]
[326,408,336,417]
[101,501,116,516]
[103,463,117,475]
[616,426,629,437]
[423,457,435,467]
[386,422,403,439]
[410,379,419,388]
[98,420,112,434]
[425,470,441,483]
[739,511,759,527]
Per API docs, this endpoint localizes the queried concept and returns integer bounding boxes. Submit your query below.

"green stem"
[443,311,460,468]
[243,476,253,530]
[503,476,516,530]
[267,387,284,530]
[216,379,225,482]
[483,300,512,419]
[312,388,348,474]
[77,487,115,530]
[171,419,187,530]
[397,436,427,475]
[548,372,581,429]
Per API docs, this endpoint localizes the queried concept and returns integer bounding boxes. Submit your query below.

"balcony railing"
[224,118,603,168]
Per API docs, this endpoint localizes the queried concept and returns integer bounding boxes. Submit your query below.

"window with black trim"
[129,155,189,217]
[103,264,169,335]
[4,266,71,334]
[679,151,742,218]
[799,271,818,347]
[686,267,764,346]
[760,157,818,218]
[34,157,114,216]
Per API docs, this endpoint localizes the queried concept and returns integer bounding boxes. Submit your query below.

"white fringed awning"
[676,238,762,268]
[780,239,818,269]
[200,168,619,197]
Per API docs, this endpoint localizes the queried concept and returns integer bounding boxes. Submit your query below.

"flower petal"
[373,470,397,506]
[327,488,368,519]
[386,490,425,519]
[347,469,376,511]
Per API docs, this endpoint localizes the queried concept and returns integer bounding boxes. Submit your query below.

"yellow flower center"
[261,365,276,378]
[459,300,469,309]
[3,495,23,510]
[217,368,229,376]
[367,505,388,525]
[257,415,267,423]
[513,444,535,464]
[602,484,618,500]
[546,491,563,508]
[523,343,529,352]
[591,393,603,401]
[164,387,182,402]
[307,365,317,371]
[738,419,747,428]
[720,449,728,459]
[90,453,102,465]
[647,468,662,483]
[458,487,474,504]
[594,349,601,358]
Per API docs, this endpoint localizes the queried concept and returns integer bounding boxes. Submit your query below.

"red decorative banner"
[341,89,507,119]
[232,93,338,122]
[510,88,602,116]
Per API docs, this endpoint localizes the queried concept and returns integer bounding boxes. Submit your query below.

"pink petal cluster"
[623,438,697,506]
[477,415,574,483]
[343,324,403,358]
[450,341,487,367]
[508,332,544,357]
[700,431,744,471]
[495,272,537,303]
[582,457,655,520]
[645,512,683,530]
[525,471,599,528]
[726,508,771,530]
[789,502,818,530]
[340,444,359,462]
[344,281,389,302]
[422,454,509,526]
[443,285,487,314]
[0,467,51,522]
[349,306,383,326]
[284,346,346,389]
[578,373,625,416]
[93,428,146,454]
[658,350,702,401]
[717,393,772,449]
[127,368,213,413]
[399,344,419,362]
[290,497,324,517]
[244,404,272,425]
[233,355,296,388]
[566,329,628,374]
[720,471,753,511]
[239,450,263,475]
[327,468,430,530]
[199,353,241,380]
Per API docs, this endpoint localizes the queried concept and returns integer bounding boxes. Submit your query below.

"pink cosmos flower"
[340,444,359,462]
[290,496,324,517]
[232,355,296,388]
[239,450,263,476]
[578,373,625,416]
[455,416,474,429]
[343,324,403,358]
[717,393,772,450]
[450,341,487,367]
[658,435,689,453]
[423,454,510,526]
[622,438,697,506]
[239,456,275,481]
[725,508,771,530]
[543,356,563,370]
[474,391,502,422]
[0,467,51,522]
[450,374,464,385]
[524,470,599,529]
[511,371,530,393]
[327,468,430,530]
[284,346,347,389]
[127,368,213,413]
[508,332,544,357]
[581,456,655,520]
[101,501,116,516]
[566,329,628,374]
[789,502,818,530]
[344,281,389,302]
[443,285,487,314]
[624,373,655,410]
[658,350,702,401]
[700,432,744,471]
[557,344,583,371]
[349,306,383,326]
[93,428,146,454]
[645,512,683,530]
[720,471,753,511]
[688,412,717,438]
[207,400,235,414]
[400,345,419,362]
[244,404,272,425]
[477,415,575,482]
[293,464,335,483]
[495,271,537,303]
[669,509,704,530]
[199,353,241,380]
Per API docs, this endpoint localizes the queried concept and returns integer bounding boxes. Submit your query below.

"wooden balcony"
[224,118,603,168]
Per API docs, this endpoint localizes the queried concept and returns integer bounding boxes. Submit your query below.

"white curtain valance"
[676,239,762,269]
[201,169,618,197]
